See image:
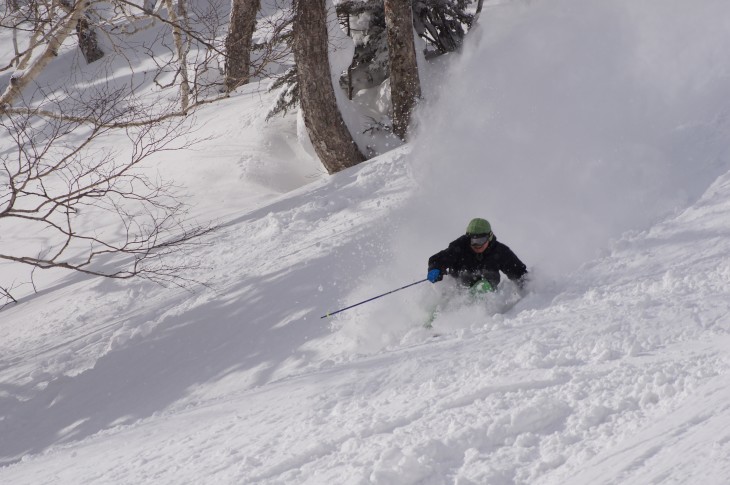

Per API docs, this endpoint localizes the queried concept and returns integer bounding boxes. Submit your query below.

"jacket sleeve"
[499,245,528,284]
[428,239,464,274]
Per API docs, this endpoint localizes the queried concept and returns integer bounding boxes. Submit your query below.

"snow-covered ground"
[3,0,730,483]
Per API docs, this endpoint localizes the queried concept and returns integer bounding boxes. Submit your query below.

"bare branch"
[0,3,84,112]
[0,90,217,308]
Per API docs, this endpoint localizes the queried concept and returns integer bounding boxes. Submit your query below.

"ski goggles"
[470,233,492,247]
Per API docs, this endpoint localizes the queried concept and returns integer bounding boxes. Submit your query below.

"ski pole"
[321,278,429,319]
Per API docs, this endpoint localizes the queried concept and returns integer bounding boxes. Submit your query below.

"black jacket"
[428,235,527,289]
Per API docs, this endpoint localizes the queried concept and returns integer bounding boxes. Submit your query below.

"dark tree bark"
[384,0,421,140]
[58,0,104,64]
[292,0,365,174]
[76,15,105,64]
[143,0,157,14]
[224,0,260,91]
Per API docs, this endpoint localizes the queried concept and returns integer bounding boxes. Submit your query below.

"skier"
[427,218,528,293]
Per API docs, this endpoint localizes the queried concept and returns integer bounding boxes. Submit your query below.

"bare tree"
[384,0,421,140]
[224,0,260,91]
[0,1,87,112]
[292,0,364,174]
[2,0,298,113]
[0,91,214,307]
[1,0,214,114]
[0,0,302,307]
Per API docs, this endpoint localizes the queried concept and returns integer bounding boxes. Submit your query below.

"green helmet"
[466,218,491,236]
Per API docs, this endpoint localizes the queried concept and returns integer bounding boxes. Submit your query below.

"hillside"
[2,0,730,483]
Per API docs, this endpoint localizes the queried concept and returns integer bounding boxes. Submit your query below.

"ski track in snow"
[3,0,730,483]
[2,154,730,484]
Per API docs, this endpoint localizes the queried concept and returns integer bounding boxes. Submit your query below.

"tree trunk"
[143,0,157,14]
[292,0,365,174]
[58,0,104,64]
[474,0,485,24]
[164,0,190,113]
[77,14,105,64]
[224,0,260,91]
[384,0,421,140]
[0,3,85,113]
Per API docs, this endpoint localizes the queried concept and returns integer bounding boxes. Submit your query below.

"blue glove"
[427,268,442,283]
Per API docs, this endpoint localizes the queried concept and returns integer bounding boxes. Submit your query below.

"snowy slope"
[3,0,730,484]
[3,154,730,484]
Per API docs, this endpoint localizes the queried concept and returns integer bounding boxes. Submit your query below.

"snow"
[2,0,730,484]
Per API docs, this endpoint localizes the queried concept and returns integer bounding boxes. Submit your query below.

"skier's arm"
[427,242,462,276]
[500,247,528,287]
[427,250,447,282]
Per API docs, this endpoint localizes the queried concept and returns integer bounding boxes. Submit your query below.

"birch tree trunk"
[9,0,22,66]
[384,0,421,140]
[0,3,85,113]
[224,0,260,91]
[164,0,190,113]
[292,0,365,174]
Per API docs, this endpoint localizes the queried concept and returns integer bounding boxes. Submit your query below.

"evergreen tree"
[413,0,479,55]
[337,0,480,93]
